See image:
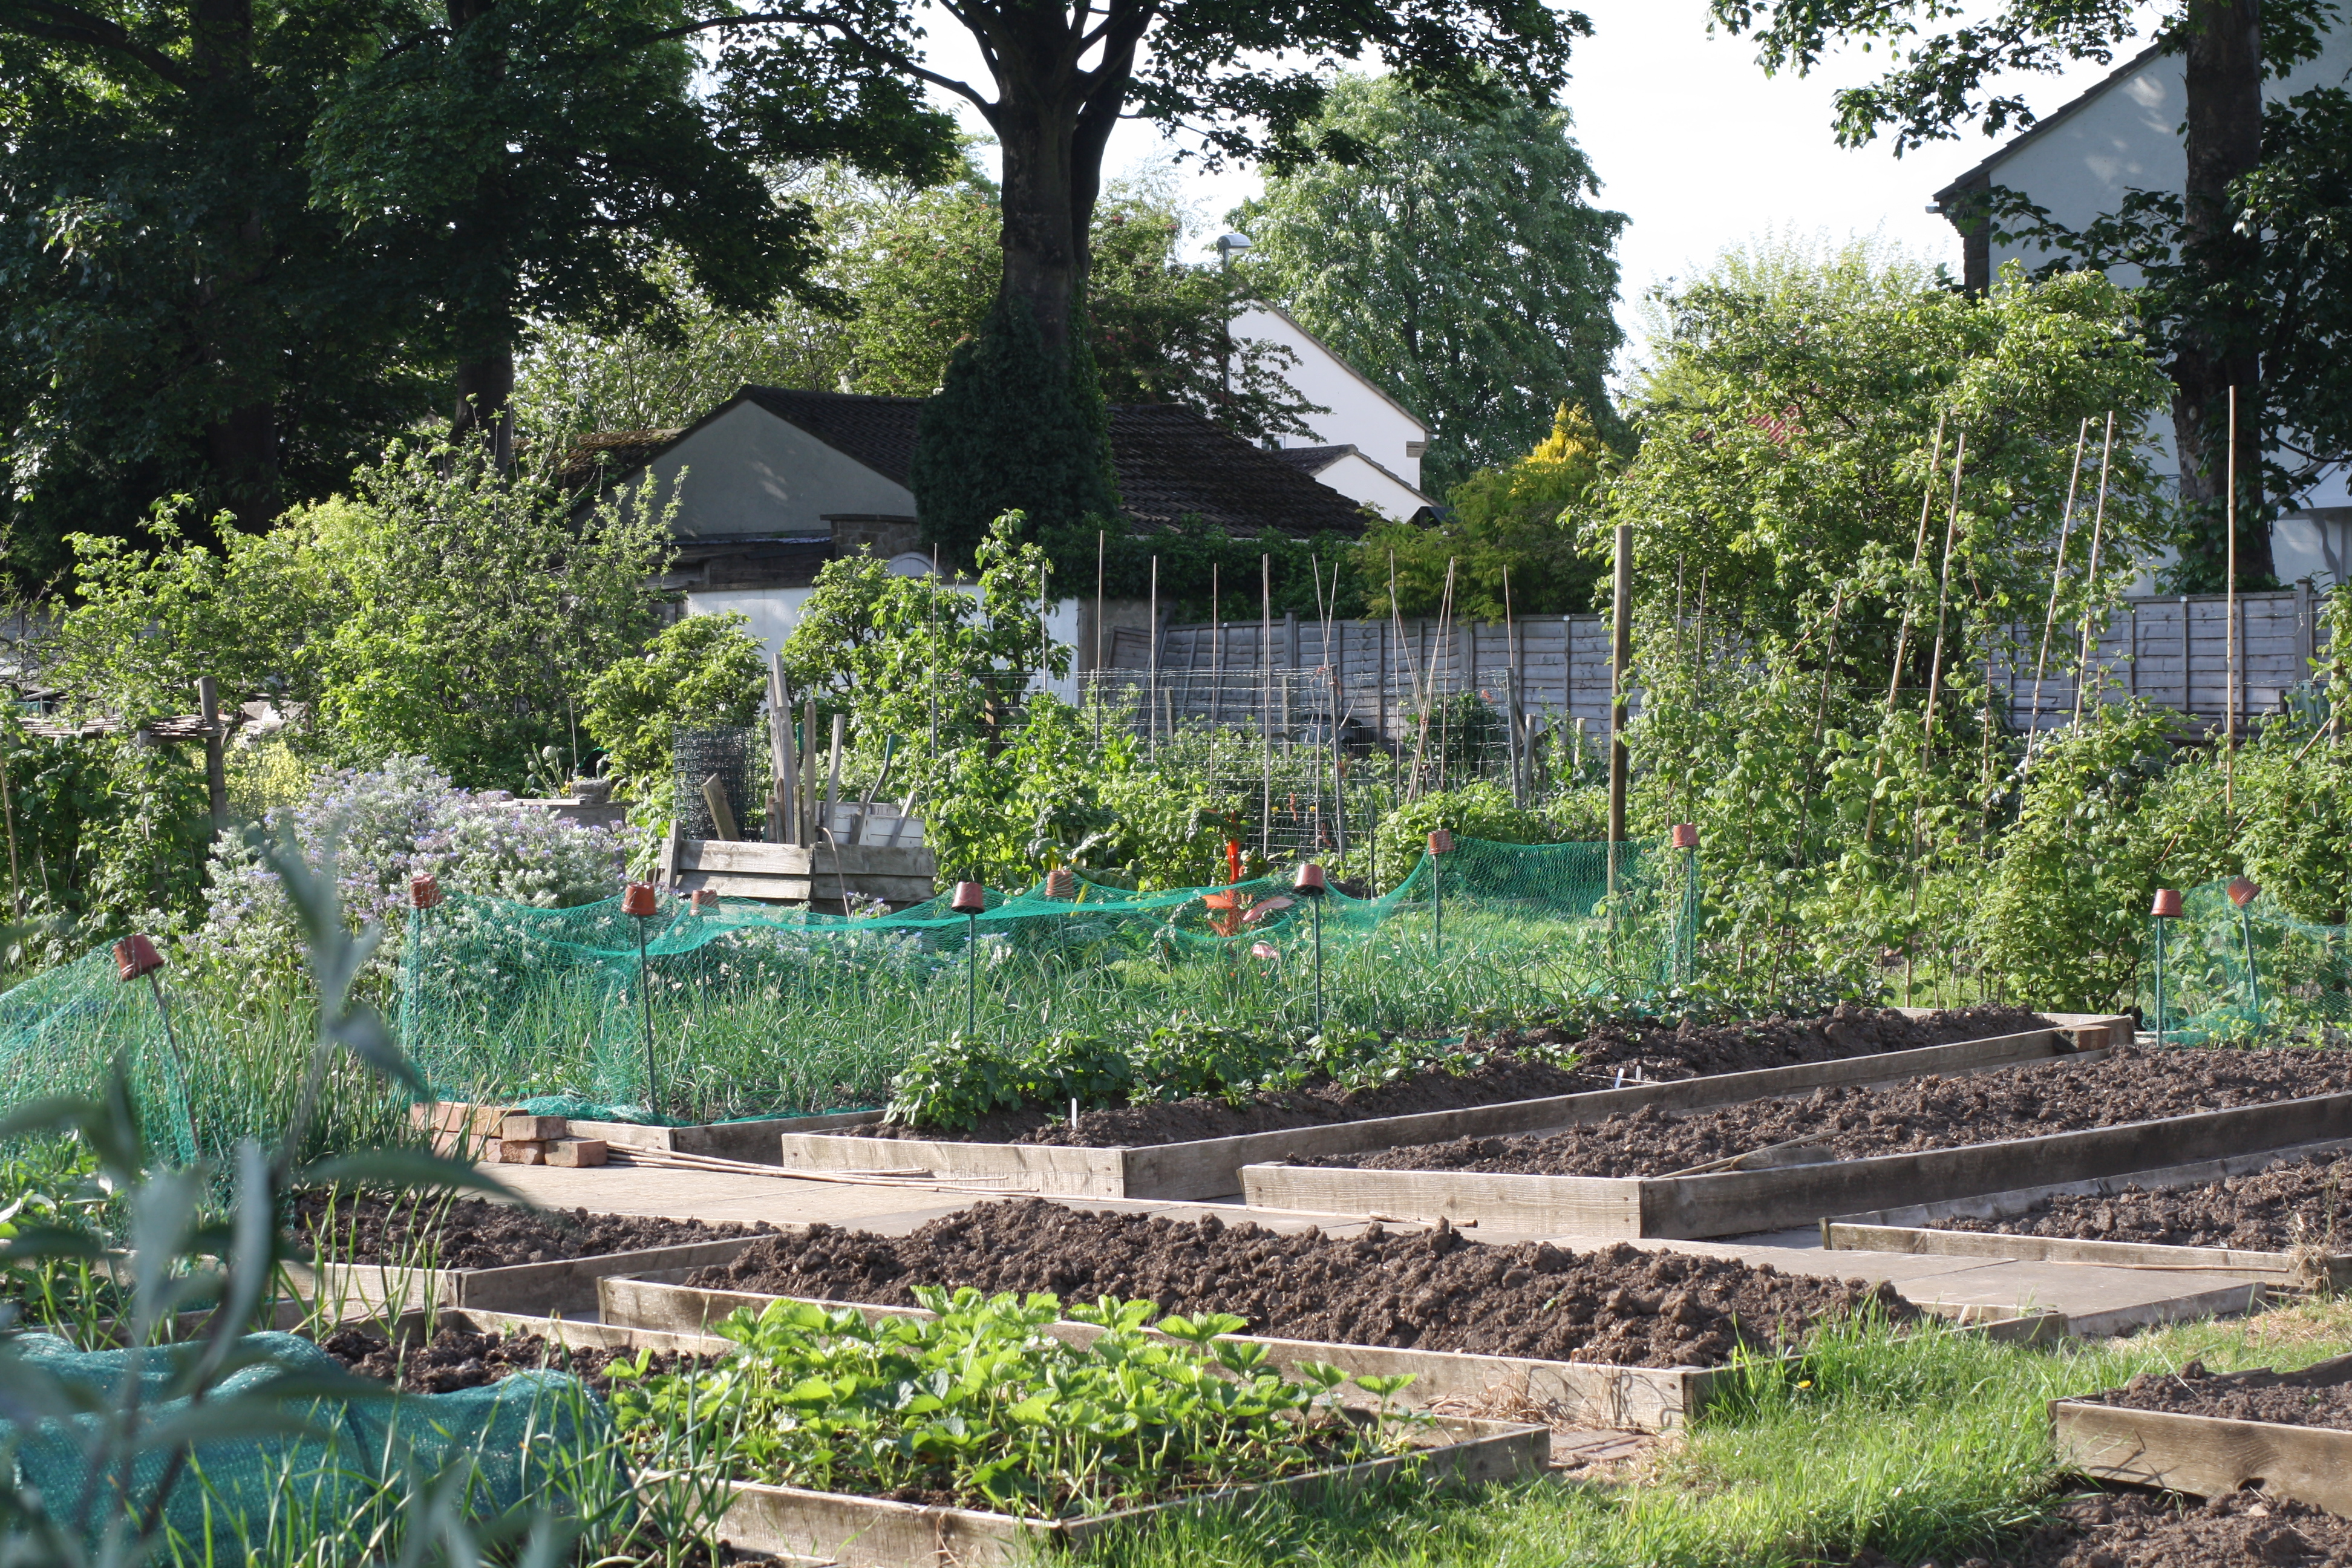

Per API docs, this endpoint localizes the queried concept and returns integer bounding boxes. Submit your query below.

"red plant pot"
[1671,823,1699,850]
[2227,877,2260,908]
[951,881,987,915]
[409,874,442,910]
[622,883,659,918]
[1294,863,1328,897]
[1426,829,1453,855]
[114,933,163,983]
[2151,889,2184,919]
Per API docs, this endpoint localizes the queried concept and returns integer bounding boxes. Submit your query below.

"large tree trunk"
[2173,0,2273,584]
[189,2,280,530]
[452,350,516,470]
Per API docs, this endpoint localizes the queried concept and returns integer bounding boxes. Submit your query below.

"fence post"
[2150,888,2182,1045]
[195,676,227,838]
[1607,524,1633,895]
[2229,877,2264,1028]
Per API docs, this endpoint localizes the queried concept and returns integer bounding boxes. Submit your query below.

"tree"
[581,612,771,804]
[0,0,425,583]
[1362,401,1610,619]
[1236,73,1627,492]
[305,0,955,465]
[1704,0,2345,585]
[691,0,1584,558]
[48,444,675,789]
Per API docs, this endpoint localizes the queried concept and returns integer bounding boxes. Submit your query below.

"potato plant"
[602,1287,1422,1518]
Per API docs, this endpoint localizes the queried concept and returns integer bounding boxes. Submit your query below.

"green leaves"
[610,1284,1413,1520]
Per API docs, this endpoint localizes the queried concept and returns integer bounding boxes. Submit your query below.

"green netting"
[0,946,194,1166]
[399,838,1685,1124]
[2141,878,2352,1044]
[5,1331,612,1557]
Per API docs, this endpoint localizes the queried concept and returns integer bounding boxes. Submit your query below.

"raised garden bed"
[1979,1488,2352,1568]
[592,1197,1952,1432]
[416,1099,879,1165]
[774,1012,2125,1201]
[1822,1138,2352,1290]
[694,1416,1545,1568]
[283,1194,779,1316]
[1244,1048,2352,1239]
[2053,1353,2352,1519]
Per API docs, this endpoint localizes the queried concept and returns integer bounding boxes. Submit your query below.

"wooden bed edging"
[773,1019,2127,1201]
[1238,1089,2352,1241]
[690,1417,1546,1568]
[282,1233,770,1318]
[2051,1354,2352,1516]
[1822,1137,2352,1290]
[594,1270,2059,1434]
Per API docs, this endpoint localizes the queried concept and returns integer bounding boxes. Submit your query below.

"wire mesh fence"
[2145,878,2352,1045]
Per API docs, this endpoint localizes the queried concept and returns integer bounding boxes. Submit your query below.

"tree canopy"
[1236,73,1627,493]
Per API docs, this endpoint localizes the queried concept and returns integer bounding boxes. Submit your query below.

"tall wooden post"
[1607,525,1633,893]
[767,657,795,844]
[195,677,227,838]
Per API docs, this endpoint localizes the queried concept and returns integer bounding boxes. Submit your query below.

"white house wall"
[1233,304,1428,489]
[633,400,916,538]
[1308,451,1425,521]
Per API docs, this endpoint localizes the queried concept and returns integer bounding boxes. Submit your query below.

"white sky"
[910,1,2164,375]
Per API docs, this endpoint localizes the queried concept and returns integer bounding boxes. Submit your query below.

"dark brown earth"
[895,1005,2049,1148]
[1310,1048,2352,1179]
[1896,1489,2352,1568]
[318,1324,709,1395]
[2083,1357,2352,1431]
[1939,1155,2352,1253]
[291,1194,777,1270]
[679,1198,1918,1368]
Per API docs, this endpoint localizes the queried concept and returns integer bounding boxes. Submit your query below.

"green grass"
[1076,1299,2352,1568]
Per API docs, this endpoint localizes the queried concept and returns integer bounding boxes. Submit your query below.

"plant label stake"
[2150,888,2183,1047]
[1426,829,1451,955]
[1295,862,1328,1030]
[2228,877,2264,1026]
[114,932,182,1082]
[406,875,442,1060]
[952,881,987,1037]
[622,881,661,1119]
[1671,823,1700,986]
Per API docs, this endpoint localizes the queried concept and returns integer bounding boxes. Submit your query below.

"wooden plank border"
[775,1019,2127,1201]
[693,1417,1546,1568]
[283,1233,772,1318]
[1822,1137,2352,1289]
[1239,1090,2352,1241]
[2052,1355,2352,1515]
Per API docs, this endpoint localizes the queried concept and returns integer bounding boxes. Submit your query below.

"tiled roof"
[1271,444,1355,475]
[552,427,685,493]
[570,390,1375,540]
[1107,405,1371,537]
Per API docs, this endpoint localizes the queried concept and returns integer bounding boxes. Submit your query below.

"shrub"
[1372,781,1562,890]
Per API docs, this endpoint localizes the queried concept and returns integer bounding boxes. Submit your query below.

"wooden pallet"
[655,830,936,909]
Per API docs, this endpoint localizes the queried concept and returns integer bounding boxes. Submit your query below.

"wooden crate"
[2053,1354,2352,1516]
[1240,1090,2352,1241]
[655,831,936,909]
[774,1021,2126,1201]
[1822,1135,2352,1290]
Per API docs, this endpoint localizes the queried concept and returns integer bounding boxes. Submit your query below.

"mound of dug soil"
[898,1005,2047,1149]
[318,1324,705,1394]
[1920,1489,2352,1568]
[1938,1154,2352,1253]
[680,1198,1916,1368]
[2082,1357,2352,1431]
[292,1194,776,1270]
[1310,1048,2352,1179]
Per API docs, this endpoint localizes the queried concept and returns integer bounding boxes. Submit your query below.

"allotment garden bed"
[1929,1150,2352,1253]
[888,1005,2048,1148]
[291,1194,777,1270]
[1301,1048,2352,1178]
[671,1198,1918,1369]
[1958,1489,2352,1568]
[2053,1354,2352,1524]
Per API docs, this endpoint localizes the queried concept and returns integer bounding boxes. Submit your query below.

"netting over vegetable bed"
[2145,878,2352,1045]
[399,838,1681,1124]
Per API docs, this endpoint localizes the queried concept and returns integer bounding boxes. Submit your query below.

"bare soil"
[2081,1357,2352,1431]
[1936,1154,2352,1253]
[679,1198,1917,1369]
[318,1324,708,1395]
[891,1005,2048,1148]
[1895,1489,2352,1568]
[1309,1048,2352,1179]
[291,1194,776,1270]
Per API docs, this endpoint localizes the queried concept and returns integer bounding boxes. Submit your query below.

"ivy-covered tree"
[1236,73,1626,492]
[687,0,1584,561]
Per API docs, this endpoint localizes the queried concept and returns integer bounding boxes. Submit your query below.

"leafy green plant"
[605,1286,1420,1520]
[581,610,771,811]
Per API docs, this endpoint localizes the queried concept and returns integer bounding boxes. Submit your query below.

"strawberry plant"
[601,1287,1422,1518]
